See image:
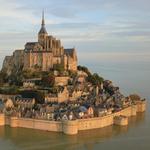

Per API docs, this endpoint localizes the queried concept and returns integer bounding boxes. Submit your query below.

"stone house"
[57,87,69,102]
[70,90,82,101]
[87,106,94,117]
[14,98,35,109]
[45,87,69,103]
[23,78,41,88]
[54,76,69,86]
[4,98,14,109]
[94,108,108,117]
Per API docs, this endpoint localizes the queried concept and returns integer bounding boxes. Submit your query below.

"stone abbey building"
[2,12,77,74]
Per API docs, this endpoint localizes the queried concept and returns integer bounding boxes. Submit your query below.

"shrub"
[87,73,104,86]
[41,74,55,87]
[129,94,141,101]
[19,90,45,104]
[77,65,91,75]
[53,64,64,73]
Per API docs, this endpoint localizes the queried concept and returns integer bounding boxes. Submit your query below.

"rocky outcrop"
[2,50,24,75]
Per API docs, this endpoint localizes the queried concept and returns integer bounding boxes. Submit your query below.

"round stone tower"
[62,120,78,135]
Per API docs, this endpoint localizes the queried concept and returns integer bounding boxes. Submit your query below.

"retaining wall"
[0,101,146,135]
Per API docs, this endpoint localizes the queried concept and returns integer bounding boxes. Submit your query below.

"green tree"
[129,94,141,101]
[41,74,55,87]
[53,64,64,73]
[87,73,104,86]
[19,90,45,104]
[77,65,91,75]
[0,86,19,94]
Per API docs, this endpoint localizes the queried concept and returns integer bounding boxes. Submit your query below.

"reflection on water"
[0,113,146,150]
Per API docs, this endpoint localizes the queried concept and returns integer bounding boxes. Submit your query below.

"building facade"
[24,12,77,71]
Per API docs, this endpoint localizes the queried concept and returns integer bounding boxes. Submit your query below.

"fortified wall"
[0,101,146,135]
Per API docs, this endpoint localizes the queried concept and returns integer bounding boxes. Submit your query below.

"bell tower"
[38,11,48,50]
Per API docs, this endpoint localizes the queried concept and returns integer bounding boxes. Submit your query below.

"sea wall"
[114,116,128,126]
[63,120,78,135]
[78,115,113,131]
[10,117,62,132]
[0,101,146,135]
[0,114,5,126]
[136,100,146,112]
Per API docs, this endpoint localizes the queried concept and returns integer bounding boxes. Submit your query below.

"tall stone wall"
[78,115,113,131]
[0,102,146,135]
[13,50,24,69]
[0,114,5,126]
[136,100,146,112]
[63,120,78,135]
[11,118,62,132]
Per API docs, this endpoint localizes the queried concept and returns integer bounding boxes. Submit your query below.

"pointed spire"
[38,10,47,34]
[42,10,45,26]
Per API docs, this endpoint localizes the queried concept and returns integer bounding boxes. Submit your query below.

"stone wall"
[0,101,146,135]
[0,114,5,126]
[136,100,146,112]
[55,76,69,86]
[10,117,62,132]
[114,116,128,126]
[78,115,113,131]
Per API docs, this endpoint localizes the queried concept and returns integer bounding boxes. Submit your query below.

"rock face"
[2,50,24,75]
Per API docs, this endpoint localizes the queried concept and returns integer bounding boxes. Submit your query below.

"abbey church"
[2,12,78,74]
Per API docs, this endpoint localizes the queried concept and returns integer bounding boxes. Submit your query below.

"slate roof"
[38,25,47,34]
[25,42,39,50]
[79,106,87,112]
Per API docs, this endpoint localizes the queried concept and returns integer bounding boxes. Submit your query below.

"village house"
[94,108,108,117]
[54,76,70,86]
[45,86,69,103]
[23,78,41,88]
[4,98,14,109]
[14,97,35,109]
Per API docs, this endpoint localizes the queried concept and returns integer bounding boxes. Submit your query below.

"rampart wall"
[0,101,146,135]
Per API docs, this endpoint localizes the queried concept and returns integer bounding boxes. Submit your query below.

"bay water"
[0,52,149,150]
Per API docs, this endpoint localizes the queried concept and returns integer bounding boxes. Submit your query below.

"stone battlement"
[0,101,146,135]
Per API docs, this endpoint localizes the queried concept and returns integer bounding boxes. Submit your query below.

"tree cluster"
[87,73,104,86]
[77,65,91,75]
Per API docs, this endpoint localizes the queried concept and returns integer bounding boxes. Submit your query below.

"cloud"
[0,0,150,68]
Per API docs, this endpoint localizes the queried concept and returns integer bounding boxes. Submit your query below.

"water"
[0,52,150,150]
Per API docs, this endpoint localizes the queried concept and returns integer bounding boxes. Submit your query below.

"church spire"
[42,10,45,26]
[38,11,47,34]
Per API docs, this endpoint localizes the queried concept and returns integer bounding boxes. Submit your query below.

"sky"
[0,0,150,67]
